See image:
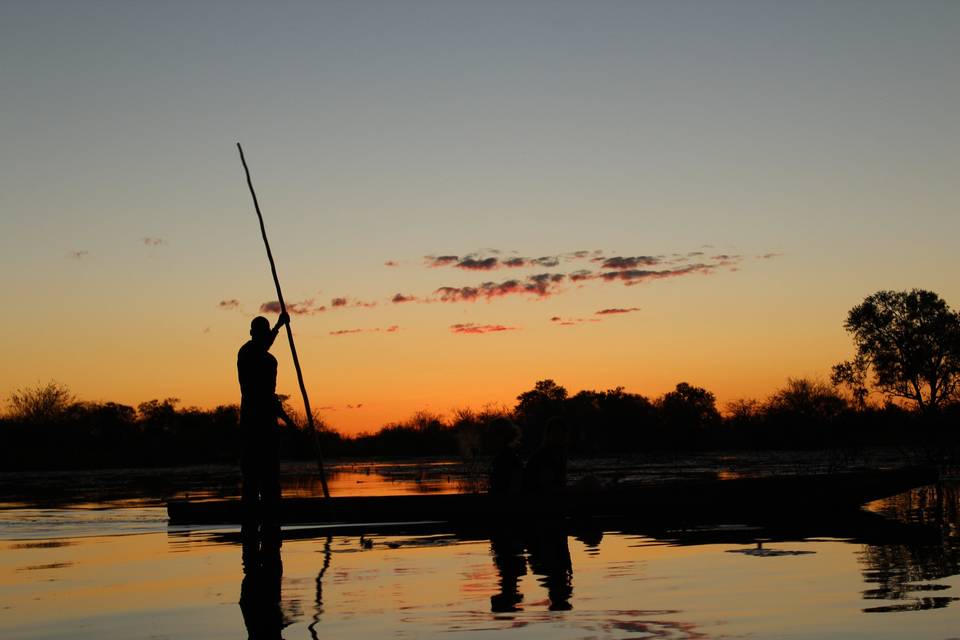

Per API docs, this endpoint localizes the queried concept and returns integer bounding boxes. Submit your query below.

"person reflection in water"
[240,526,287,639]
[490,527,573,612]
[490,533,526,612]
[238,313,295,531]
[527,525,573,610]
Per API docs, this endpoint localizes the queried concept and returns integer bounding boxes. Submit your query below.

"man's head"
[250,316,272,346]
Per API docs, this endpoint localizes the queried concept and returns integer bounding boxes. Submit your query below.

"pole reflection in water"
[240,525,287,639]
[309,536,333,640]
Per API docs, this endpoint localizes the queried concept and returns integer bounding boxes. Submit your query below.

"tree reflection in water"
[860,481,960,613]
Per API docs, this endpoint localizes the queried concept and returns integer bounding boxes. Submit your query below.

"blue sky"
[2,1,958,431]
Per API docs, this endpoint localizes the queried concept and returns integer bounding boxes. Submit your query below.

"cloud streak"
[597,256,661,269]
[434,273,565,302]
[260,299,326,315]
[594,261,736,285]
[595,307,641,315]
[424,250,601,271]
[331,297,378,309]
[549,316,599,326]
[450,323,519,334]
[254,249,760,327]
[258,296,378,315]
[218,299,240,310]
[456,257,499,270]
[329,325,399,336]
[426,255,460,267]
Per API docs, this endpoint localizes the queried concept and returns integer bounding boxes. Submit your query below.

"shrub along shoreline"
[1,378,957,471]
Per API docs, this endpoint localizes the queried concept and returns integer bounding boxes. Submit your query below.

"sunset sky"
[2,1,958,434]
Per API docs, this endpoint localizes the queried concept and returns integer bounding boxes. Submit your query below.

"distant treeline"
[1,378,958,471]
[5,287,957,470]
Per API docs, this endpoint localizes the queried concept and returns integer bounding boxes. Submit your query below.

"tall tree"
[832,289,960,413]
[514,379,568,448]
[657,382,720,436]
[7,381,74,423]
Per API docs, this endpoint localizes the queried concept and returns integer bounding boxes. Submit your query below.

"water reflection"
[860,482,960,613]
[485,520,601,613]
[308,536,332,640]
[240,526,288,638]
[158,482,960,636]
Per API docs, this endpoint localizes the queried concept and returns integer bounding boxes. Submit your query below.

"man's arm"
[267,312,291,348]
[276,398,297,429]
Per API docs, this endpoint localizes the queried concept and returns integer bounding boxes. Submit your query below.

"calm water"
[1,459,959,639]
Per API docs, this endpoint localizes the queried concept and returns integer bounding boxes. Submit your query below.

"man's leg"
[261,431,281,527]
[241,436,262,532]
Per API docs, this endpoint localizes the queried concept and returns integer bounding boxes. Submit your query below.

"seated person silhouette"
[487,417,523,497]
[238,313,295,530]
[524,416,568,496]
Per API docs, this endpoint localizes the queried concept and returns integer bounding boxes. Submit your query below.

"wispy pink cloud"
[450,323,519,334]
[426,255,460,267]
[435,273,565,302]
[330,297,378,309]
[549,316,599,326]
[595,307,641,315]
[358,248,757,313]
[531,256,560,267]
[260,299,326,315]
[424,250,600,272]
[596,262,731,285]
[569,269,594,282]
[597,256,661,269]
[456,257,499,270]
[329,325,400,336]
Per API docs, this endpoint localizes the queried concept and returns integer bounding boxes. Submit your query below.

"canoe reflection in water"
[240,525,288,639]
[490,522,599,612]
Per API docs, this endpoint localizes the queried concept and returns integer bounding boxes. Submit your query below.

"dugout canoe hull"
[166,466,937,526]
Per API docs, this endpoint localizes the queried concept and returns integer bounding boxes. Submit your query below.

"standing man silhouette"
[238,312,294,530]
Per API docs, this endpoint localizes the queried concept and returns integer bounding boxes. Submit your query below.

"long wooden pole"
[237,142,331,499]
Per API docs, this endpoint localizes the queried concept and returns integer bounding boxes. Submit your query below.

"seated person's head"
[487,417,520,451]
[543,416,568,448]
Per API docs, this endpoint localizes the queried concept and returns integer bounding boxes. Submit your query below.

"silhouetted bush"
[1,378,955,470]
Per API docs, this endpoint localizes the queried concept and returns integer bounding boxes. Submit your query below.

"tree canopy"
[832,289,960,413]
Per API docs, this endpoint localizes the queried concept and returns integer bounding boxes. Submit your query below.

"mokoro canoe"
[167,466,937,526]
